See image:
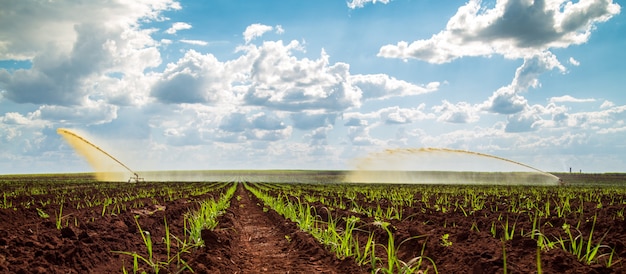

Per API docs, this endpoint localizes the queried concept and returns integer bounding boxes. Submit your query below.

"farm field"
[0,171,624,273]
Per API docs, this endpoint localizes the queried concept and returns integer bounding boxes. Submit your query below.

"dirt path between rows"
[189,184,366,273]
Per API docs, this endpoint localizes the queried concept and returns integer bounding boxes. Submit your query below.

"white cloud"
[290,112,337,130]
[568,57,580,66]
[378,0,620,63]
[376,0,619,154]
[433,100,480,123]
[148,30,439,141]
[347,0,391,9]
[549,95,595,103]
[151,49,234,104]
[240,42,363,112]
[350,74,438,100]
[344,117,368,127]
[180,39,208,46]
[1,112,35,125]
[566,105,626,129]
[213,111,293,143]
[0,3,167,107]
[481,86,528,114]
[36,102,119,125]
[165,22,192,34]
[481,52,565,115]
[380,105,432,124]
[347,125,385,146]
[251,112,286,130]
[344,104,435,127]
[600,100,615,109]
[306,125,333,146]
[0,0,180,61]
[505,111,541,132]
[597,126,626,134]
[243,24,275,44]
[275,25,285,34]
[512,52,566,89]
[419,125,505,150]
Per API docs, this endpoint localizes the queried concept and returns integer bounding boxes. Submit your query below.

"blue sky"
[0,0,624,174]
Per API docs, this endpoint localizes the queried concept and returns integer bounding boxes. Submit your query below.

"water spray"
[410,148,559,179]
[57,128,144,183]
[346,147,561,185]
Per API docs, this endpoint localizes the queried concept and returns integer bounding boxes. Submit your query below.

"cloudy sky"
[1,0,624,174]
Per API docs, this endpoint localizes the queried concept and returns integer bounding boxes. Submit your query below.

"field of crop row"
[0,172,624,273]
[0,174,236,273]
[246,181,626,273]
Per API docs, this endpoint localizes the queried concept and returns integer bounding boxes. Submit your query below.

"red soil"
[1,174,625,273]
[0,178,364,273]
[188,185,366,273]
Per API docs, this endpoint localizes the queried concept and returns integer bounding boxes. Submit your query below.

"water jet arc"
[57,128,143,182]
[346,147,560,185]
[424,148,558,178]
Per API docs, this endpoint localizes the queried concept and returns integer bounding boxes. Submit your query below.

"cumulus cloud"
[565,105,626,129]
[433,100,480,123]
[306,125,333,146]
[1,112,36,126]
[600,100,614,109]
[347,0,391,9]
[163,127,204,146]
[275,25,285,34]
[151,50,234,104]
[344,117,368,127]
[215,111,292,142]
[481,52,565,115]
[148,25,440,144]
[597,126,626,134]
[243,24,276,44]
[350,74,438,100]
[251,112,286,130]
[290,112,338,130]
[505,111,541,132]
[378,0,620,63]
[219,112,250,133]
[2,24,119,105]
[347,126,385,146]
[512,52,566,89]
[380,105,432,124]
[246,126,292,141]
[36,102,119,125]
[549,95,595,103]
[0,2,169,106]
[344,105,435,127]
[481,86,528,114]
[241,41,362,112]
[165,22,192,34]
[501,102,626,133]
[0,0,180,61]
[378,0,620,143]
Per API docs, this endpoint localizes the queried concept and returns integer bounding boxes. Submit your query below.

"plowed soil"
[188,185,366,273]
[1,173,625,273]
[0,178,364,273]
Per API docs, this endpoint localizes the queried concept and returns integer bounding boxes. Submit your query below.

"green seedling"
[36,208,49,218]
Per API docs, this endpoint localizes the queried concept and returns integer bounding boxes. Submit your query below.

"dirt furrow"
[190,184,366,273]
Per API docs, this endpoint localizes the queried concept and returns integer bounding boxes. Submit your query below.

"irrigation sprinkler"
[57,128,145,183]
[129,173,145,183]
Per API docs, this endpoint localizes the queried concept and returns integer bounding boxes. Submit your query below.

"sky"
[0,0,624,174]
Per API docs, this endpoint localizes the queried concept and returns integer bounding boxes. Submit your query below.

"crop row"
[247,182,626,273]
[115,183,238,273]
